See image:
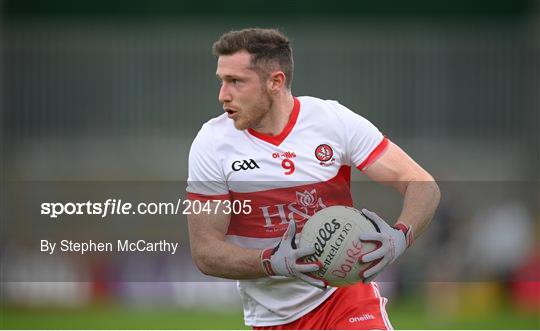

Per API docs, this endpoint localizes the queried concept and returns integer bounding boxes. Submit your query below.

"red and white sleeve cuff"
[357,137,390,172]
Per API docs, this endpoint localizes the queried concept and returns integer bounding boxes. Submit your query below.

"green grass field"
[2,301,538,330]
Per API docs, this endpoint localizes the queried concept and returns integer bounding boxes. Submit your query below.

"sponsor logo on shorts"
[349,314,375,323]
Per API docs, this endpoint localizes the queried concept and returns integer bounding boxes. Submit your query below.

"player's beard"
[233,89,273,131]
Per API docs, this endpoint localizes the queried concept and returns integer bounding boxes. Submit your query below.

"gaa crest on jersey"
[315,144,336,167]
[231,159,260,171]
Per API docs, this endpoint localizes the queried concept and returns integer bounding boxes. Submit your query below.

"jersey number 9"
[281,159,295,175]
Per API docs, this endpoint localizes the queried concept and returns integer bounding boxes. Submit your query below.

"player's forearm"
[395,175,440,240]
[192,239,266,279]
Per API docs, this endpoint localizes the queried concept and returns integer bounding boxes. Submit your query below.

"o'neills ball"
[299,206,379,287]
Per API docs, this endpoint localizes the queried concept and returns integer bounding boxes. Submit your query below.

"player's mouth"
[225,108,238,119]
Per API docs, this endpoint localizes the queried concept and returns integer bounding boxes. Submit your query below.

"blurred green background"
[1,0,539,329]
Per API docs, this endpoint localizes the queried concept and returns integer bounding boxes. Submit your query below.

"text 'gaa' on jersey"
[232,159,260,171]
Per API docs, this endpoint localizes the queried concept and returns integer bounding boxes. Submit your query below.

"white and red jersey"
[187,96,389,327]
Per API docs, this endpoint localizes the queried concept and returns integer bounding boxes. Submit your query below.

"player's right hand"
[260,221,327,289]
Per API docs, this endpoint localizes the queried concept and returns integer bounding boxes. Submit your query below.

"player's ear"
[268,71,286,94]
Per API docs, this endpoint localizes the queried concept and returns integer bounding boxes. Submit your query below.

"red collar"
[247,97,300,146]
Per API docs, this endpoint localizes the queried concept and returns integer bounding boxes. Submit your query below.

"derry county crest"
[315,144,336,167]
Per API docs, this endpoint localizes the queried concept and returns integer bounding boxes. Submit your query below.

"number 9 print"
[281,159,295,175]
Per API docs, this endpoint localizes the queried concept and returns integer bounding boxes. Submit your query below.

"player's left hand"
[358,208,412,282]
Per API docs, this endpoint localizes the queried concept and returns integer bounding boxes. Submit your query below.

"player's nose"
[218,83,232,103]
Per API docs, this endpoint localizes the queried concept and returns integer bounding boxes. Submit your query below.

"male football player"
[187,28,440,329]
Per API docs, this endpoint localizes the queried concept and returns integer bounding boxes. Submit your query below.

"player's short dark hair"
[212,28,293,90]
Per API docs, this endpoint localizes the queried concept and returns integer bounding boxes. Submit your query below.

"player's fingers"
[295,246,317,259]
[283,221,296,242]
[360,246,386,262]
[295,261,320,273]
[362,273,378,284]
[361,208,382,221]
[297,273,327,290]
[359,232,383,243]
[361,209,387,230]
[363,265,381,279]
[362,258,387,279]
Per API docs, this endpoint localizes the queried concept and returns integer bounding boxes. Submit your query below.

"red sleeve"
[356,137,389,172]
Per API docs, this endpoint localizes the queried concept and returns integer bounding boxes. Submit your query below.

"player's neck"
[254,93,295,136]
